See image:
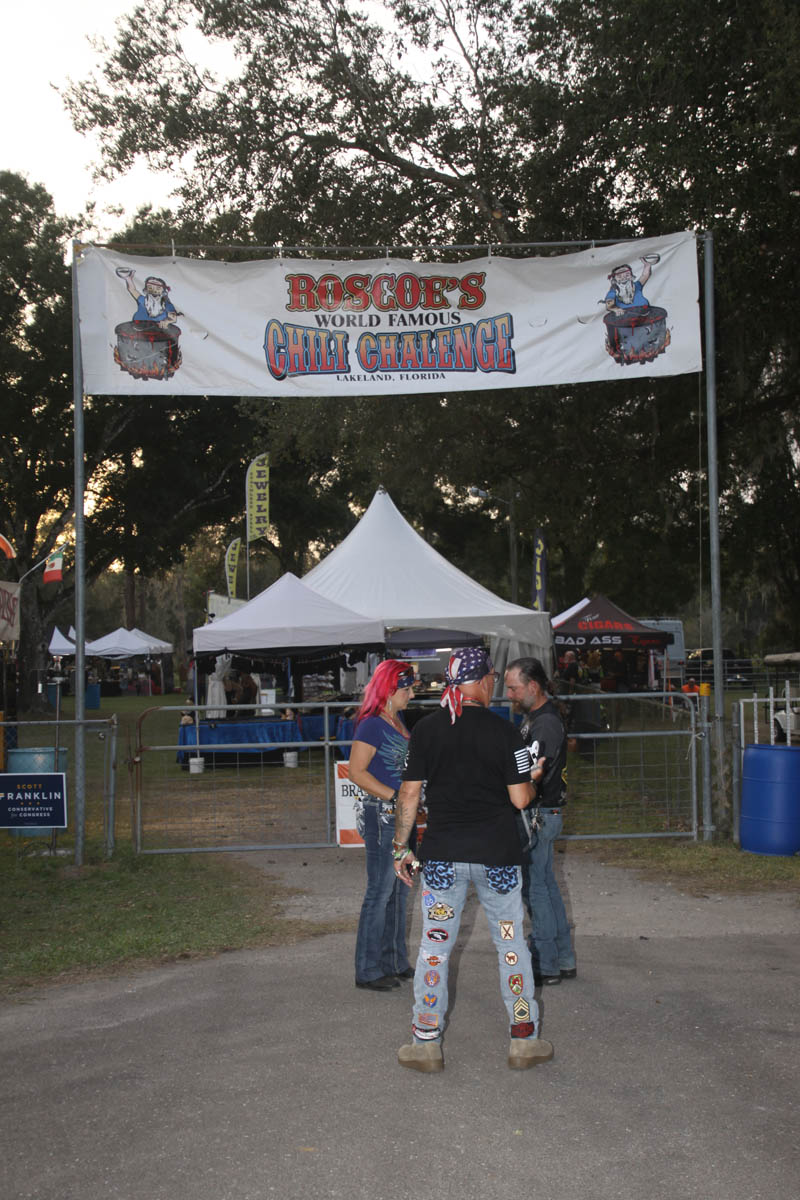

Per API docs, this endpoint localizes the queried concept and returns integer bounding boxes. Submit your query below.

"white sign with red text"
[334,761,366,847]
[76,233,701,397]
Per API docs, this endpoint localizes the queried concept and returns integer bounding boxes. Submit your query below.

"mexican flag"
[43,551,63,584]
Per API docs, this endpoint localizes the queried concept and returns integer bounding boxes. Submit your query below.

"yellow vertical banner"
[224,538,241,599]
[246,454,270,541]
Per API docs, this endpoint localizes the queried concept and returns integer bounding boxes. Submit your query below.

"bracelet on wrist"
[388,789,399,804]
[392,846,409,861]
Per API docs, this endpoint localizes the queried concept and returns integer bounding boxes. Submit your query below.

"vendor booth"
[84,626,174,695]
[552,594,671,690]
[189,573,386,762]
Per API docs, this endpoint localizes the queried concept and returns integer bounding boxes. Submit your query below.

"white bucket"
[188,756,205,774]
[283,750,299,768]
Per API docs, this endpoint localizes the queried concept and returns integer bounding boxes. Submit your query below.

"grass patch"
[0,841,322,997]
[569,838,800,895]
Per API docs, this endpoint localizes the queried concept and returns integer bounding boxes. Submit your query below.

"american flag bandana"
[396,668,415,689]
[440,647,493,724]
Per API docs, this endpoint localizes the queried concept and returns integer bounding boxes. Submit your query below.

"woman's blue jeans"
[410,861,540,1042]
[523,809,576,976]
[354,803,413,983]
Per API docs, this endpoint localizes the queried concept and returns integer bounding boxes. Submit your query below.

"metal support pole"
[699,692,715,842]
[71,245,86,867]
[703,232,727,825]
[106,714,118,859]
[323,704,332,842]
[508,491,518,604]
[730,703,741,847]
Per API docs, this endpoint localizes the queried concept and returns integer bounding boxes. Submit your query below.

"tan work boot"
[507,1037,554,1070]
[397,1041,444,1073]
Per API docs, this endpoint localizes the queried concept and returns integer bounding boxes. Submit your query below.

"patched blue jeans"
[411,861,540,1042]
[523,809,576,976]
[354,803,413,982]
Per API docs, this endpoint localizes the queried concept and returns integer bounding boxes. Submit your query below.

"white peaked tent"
[193,571,386,654]
[85,627,174,658]
[48,626,76,656]
[303,488,553,666]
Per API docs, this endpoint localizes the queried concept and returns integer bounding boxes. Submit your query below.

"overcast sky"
[4,1,180,233]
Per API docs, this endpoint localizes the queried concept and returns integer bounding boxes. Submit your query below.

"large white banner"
[76,233,701,397]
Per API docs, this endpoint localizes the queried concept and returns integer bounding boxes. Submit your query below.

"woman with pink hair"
[349,659,417,991]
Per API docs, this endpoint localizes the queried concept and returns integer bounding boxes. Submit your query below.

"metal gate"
[559,692,698,841]
[133,701,346,854]
[133,693,699,854]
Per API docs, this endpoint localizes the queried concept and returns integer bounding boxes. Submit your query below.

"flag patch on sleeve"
[514,749,532,774]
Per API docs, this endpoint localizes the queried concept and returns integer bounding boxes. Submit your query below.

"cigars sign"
[76,234,701,397]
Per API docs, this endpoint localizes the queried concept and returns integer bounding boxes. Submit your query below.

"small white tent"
[48,627,75,656]
[85,627,174,658]
[303,488,553,666]
[192,572,386,655]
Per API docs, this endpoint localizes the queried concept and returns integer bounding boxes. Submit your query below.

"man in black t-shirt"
[392,647,555,1074]
[505,657,577,986]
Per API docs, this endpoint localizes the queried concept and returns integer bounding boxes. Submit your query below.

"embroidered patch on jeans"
[505,951,519,966]
[513,997,531,1022]
[510,1021,535,1039]
[416,1012,439,1028]
[426,928,449,942]
[424,953,447,967]
[428,902,455,921]
[422,890,435,908]
[508,973,524,995]
[486,865,519,894]
[499,920,515,940]
[424,970,441,987]
[423,861,455,890]
[422,992,437,1008]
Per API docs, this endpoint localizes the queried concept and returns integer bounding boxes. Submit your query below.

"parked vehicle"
[640,619,686,682]
[774,706,799,744]
[685,647,754,687]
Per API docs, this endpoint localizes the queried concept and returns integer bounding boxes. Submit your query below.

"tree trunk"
[124,568,136,628]
[17,581,49,711]
[136,574,147,629]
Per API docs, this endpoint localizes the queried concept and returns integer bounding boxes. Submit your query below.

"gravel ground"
[2,845,798,1200]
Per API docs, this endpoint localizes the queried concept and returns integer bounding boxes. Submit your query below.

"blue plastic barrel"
[740,744,800,856]
[85,682,101,710]
[6,746,68,837]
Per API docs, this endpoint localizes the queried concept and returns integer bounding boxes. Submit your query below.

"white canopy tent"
[48,627,76,656]
[303,488,553,670]
[131,628,174,654]
[85,627,174,659]
[192,572,386,655]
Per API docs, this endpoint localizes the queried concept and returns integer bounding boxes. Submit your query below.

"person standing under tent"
[349,660,418,992]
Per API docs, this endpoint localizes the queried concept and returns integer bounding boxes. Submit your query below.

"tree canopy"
[56,0,800,644]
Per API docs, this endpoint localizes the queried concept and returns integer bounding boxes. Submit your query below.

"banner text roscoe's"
[285,271,487,312]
